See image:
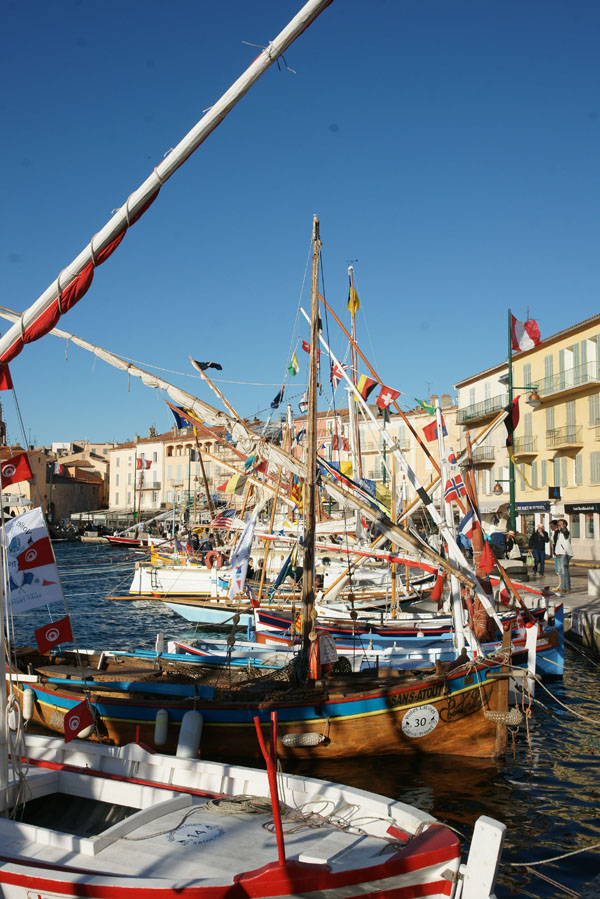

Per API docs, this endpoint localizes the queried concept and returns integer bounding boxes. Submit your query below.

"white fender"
[176,710,203,759]
[154,708,169,746]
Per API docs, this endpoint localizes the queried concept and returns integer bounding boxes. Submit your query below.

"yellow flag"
[347,286,360,314]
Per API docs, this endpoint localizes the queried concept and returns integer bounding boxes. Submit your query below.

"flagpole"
[508,308,516,531]
[348,266,363,480]
[302,215,320,656]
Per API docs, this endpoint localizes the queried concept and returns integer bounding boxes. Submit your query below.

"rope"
[509,841,600,867]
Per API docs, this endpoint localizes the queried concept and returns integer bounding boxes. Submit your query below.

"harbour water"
[12,543,600,898]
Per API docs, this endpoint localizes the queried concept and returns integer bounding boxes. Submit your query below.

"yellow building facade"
[456,313,600,560]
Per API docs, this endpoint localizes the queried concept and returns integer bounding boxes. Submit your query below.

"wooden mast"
[302,215,321,654]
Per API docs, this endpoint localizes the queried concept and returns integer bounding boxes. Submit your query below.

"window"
[127,492,131,505]
[153,452,158,463]
[543,354,553,392]
[127,473,131,486]
[115,492,119,505]
[561,457,567,487]
[167,465,172,480]
[115,474,120,486]
[541,460,547,488]
[523,363,532,388]
[589,393,600,427]
[571,514,580,539]
[553,458,560,487]
[585,513,595,539]
[545,407,555,432]
[531,461,538,488]
[116,457,120,467]
[574,454,582,487]
[103,449,108,456]
[176,465,182,481]
[591,452,600,485]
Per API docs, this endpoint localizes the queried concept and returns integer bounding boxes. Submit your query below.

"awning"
[565,502,600,514]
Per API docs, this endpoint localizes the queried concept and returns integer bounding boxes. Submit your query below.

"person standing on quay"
[554,519,573,593]
[550,520,561,591]
[529,523,549,575]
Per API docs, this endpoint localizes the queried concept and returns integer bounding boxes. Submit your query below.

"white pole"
[0,0,333,366]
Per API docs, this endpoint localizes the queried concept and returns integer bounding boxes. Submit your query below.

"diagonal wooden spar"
[0,0,333,366]
[0,303,484,591]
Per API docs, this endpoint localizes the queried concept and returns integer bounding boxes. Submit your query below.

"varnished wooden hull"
[12,657,510,761]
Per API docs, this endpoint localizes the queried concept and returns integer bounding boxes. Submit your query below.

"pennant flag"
[64,700,95,743]
[271,386,284,409]
[0,364,13,391]
[290,476,303,510]
[294,428,306,445]
[53,462,65,475]
[299,392,308,414]
[347,285,360,314]
[287,351,300,376]
[1,452,33,488]
[416,398,435,415]
[511,315,541,353]
[17,536,54,571]
[423,418,448,443]
[444,474,467,503]
[192,360,223,371]
[35,615,73,653]
[458,508,477,540]
[330,361,348,390]
[376,385,401,411]
[170,406,194,429]
[209,508,237,529]
[246,583,260,608]
[228,512,258,600]
[503,396,520,447]
[357,375,378,401]
[479,539,496,575]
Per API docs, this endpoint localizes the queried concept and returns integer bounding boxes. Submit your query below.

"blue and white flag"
[228,511,258,600]
[299,392,308,414]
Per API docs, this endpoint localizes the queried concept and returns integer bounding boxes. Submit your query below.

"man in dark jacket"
[529,524,549,575]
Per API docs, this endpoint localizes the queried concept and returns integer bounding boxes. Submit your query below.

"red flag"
[0,365,13,391]
[17,536,54,571]
[423,418,448,443]
[376,385,401,411]
[479,541,496,575]
[1,452,33,488]
[511,315,541,352]
[34,616,73,653]
[64,700,95,743]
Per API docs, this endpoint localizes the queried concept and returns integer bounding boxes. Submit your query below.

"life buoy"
[205,551,223,569]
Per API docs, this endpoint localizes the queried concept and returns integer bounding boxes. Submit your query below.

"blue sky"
[1,0,598,447]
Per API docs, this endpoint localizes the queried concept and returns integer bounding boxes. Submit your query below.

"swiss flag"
[34,616,73,653]
[376,385,401,411]
[1,452,33,488]
[0,365,13,391]
[64,700,95,743]
[17,536,54,571]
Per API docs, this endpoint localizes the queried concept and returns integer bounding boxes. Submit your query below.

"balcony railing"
[513,436,538,455]
[472,446,495,464]
[457,393,508,424]
[138,481,161,490]
[538,361,600,398]
[546,427,583,450]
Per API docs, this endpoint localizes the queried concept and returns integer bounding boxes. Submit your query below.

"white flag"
[228,512,258,600]
[2,507,64,613]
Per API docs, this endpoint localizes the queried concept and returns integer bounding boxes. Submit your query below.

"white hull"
[0,734,504,899]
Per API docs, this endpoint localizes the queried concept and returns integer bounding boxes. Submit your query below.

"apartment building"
[455,313,600,559]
